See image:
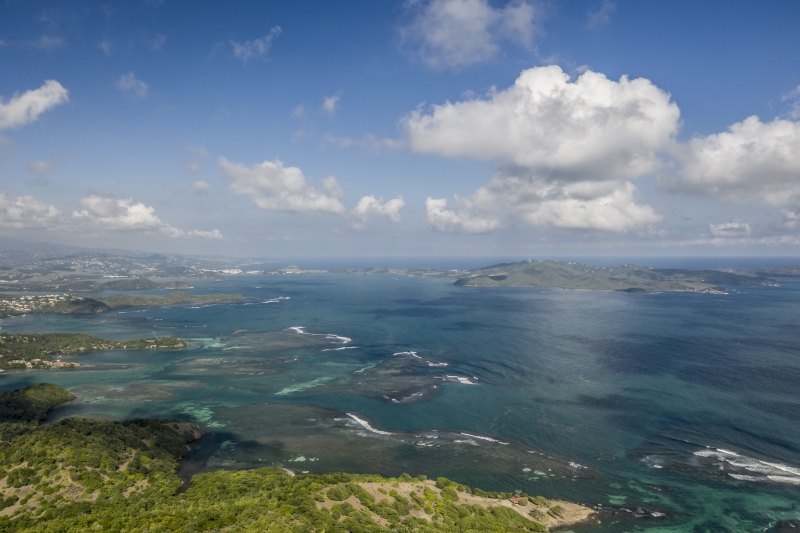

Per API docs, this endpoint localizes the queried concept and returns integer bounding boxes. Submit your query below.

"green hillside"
[0,384,74,422]
[0,384,591,532]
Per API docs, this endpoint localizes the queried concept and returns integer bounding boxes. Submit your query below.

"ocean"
[1,272,798,531]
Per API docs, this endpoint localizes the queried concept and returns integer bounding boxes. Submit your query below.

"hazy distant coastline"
[1,245,798,294]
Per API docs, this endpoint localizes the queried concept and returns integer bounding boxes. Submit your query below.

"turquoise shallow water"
[1,274,799,531]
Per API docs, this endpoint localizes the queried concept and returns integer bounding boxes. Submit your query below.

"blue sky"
[2,0,800,258]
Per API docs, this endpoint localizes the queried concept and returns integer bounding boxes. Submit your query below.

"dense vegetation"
[0,384,579,532]
[454,259,775,292]
[0,384,74,422]
[0,333,188,369]
[96,292,244,308]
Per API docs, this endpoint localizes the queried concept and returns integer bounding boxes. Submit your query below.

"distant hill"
[453,260,775,292]
[742,265,800,277]
[96,292,244,308]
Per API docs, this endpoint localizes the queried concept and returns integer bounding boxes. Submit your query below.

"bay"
[1,273,799,531]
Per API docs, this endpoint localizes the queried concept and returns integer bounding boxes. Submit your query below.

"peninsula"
[0,333,188,370]
[0,384,595,532]
[453,259,776,292]
[0,292,244,318]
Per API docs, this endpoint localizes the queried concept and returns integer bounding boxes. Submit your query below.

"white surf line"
[445,375,477,384]
[460,432,508,445]
[346,413,394,435]
[394,351,450,368]
[263,297,290,304]
[761,461,800,477]
[694,447,800,484]
[325,334,352,343]
[393,351,422,359]
[288,326,352,344]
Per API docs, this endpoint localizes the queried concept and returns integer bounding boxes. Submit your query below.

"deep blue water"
[1,274,799,531]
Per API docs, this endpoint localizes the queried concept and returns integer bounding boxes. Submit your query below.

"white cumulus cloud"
[0,80,69,131]
[220,157,346,214]
[351,195,405,229]
[408,65,673,233]
[675,116,800,206]
[73,196,168,231]
[402,0,537,69]
[0,190,61,229]
[427,173,661,233]
[116,72,149,99]
[425,196,502,233]
[231,27,281,64]
[404,65,680,180]
[72,195,221,238]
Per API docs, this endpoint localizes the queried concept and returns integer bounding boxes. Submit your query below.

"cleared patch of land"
[319,478,594,530]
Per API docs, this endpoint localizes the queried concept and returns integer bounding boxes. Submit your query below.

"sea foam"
[693,447,800,485]
[346,413,394,435]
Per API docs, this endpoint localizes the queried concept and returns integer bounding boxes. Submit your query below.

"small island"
[453,259,776,292]
[0,333,188,370]
[0,384,596,532]
[94,291,244,308]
